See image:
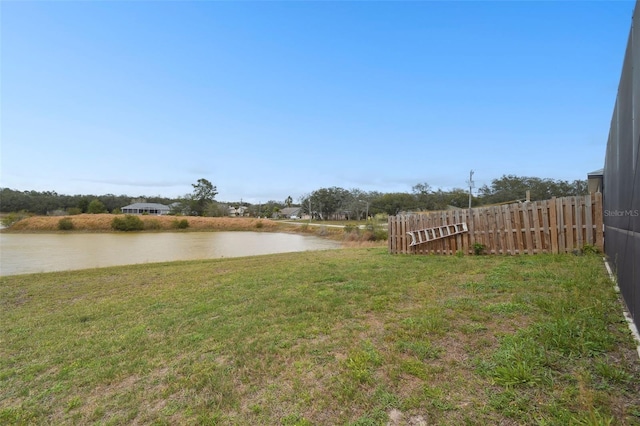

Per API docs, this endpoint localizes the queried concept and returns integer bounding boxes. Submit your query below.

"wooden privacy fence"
[388,193,603,255]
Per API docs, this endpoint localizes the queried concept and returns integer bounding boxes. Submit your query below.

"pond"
[0,232,342,276]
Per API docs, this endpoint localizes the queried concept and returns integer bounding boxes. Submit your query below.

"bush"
[373,229,388,241]
[145,219,161,230]
[1,211,30,227]
[111,215,144,231]
[343,231,361,242]
[57,217,74,230]
[342,224,387,242]
[255,221,264,229]
[67,207,82,215]
[365,223,388,241]
[87,199,106,214]
[171,219,189,229]
[374,213,388,222]
[473,243,486,255]
[582,244,600,255]
[344,224,358,234]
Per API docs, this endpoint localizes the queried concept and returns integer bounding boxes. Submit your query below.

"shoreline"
[2,214,281,232]
[0,214,381,244]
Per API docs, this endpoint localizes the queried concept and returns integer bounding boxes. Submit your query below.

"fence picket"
[556,198,565,252]
[564,198,574,251]
[549,197,558,253]
[575,196,584,249]
[502,205,514,255]
[541,200,551,251]
[531,202,542,253]
[521,203,533,254]
[585,195,593,245]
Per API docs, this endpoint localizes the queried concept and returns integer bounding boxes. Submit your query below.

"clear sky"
[1,1,635,204]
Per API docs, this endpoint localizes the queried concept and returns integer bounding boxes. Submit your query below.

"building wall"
[603,1,640,330]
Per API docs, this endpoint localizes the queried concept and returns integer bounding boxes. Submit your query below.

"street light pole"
[467,170,475,210]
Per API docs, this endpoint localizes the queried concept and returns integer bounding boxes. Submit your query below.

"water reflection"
[0,232,341,276]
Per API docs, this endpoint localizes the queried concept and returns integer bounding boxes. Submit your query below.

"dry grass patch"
[6,214,281,232]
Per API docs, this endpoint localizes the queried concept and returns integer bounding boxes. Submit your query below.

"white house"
[121,202,171,215]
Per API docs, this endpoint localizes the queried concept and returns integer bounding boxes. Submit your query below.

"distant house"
[121,202,171,215]
[228,206,249,217]
[279,207,303,219]
[587,168,603,194]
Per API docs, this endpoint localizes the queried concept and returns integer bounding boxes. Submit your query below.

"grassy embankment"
[2,214,387,245]
[1,249,639,425]
[5,214,290,233]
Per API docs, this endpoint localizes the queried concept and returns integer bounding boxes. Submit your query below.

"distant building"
[121,202,171,215]
[228,206,249,217]
[278,207,303,219]
[587,168,603,194]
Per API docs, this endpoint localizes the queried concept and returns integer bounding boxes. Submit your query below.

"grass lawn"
[1,248,639,425]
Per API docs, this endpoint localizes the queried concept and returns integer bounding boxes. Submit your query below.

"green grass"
[1,249,639,425]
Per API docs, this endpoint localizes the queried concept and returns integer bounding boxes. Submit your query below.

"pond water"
[0,232,342,276]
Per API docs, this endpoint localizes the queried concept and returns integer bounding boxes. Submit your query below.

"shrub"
[1,211,30,227]
[57,217,74,230]
[87,199,106,214]
[364,223,387,241]
[344,231,361,242]
[111,215,144,231]
[374,213,388,222]
[67,207,82,215]
[373,229,388,241]
[362,231,376,241]
[255,221,264,229]
[145,219,161,230]
[344,224,358,234]
[582,244,600,255]
[171,219,189,229]
[473,242,486,255]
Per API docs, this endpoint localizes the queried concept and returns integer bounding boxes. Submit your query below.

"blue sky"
[1,1,635,204]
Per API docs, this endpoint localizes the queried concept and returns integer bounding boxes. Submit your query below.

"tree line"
[0,175,588,218]
[0,189,176,216]
[298,175,587,220]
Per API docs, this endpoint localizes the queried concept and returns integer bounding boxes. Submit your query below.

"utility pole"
[467,170,475,209]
